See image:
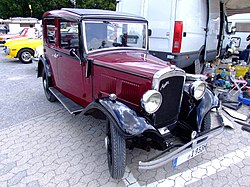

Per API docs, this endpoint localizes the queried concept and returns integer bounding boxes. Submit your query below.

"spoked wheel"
[105,119,126,179]
[42,70,56,102]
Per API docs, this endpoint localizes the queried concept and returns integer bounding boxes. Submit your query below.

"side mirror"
[148,29,152,36]
[231,26,236,34]
[226,21,232,34]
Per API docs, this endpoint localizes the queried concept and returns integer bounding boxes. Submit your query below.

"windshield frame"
[82,19,148,54]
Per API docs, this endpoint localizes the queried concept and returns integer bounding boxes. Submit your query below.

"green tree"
[0,0,116,19]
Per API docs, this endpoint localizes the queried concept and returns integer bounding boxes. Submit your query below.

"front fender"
[197,88,219,131]
[86,98,156,136]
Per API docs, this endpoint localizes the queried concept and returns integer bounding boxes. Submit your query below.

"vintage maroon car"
[38,8,224,179]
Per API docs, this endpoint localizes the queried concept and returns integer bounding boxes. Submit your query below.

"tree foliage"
[0,0,116,19]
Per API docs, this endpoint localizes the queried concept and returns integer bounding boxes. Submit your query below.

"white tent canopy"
[223,0,250,9]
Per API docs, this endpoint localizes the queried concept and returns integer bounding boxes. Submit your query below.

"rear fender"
[197,88,219,131]
[37,55,51,78]
[84,98,156,137]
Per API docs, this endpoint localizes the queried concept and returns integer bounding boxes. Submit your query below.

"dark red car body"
[38,8,223,179]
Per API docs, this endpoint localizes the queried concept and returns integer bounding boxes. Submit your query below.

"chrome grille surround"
[152,66,186,90]
[152,66,186,127]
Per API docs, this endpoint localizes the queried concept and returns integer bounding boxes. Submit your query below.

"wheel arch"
[16,47,34,58]
[185,45,205,74]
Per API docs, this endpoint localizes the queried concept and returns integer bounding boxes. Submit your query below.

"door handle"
[52,53,59,58]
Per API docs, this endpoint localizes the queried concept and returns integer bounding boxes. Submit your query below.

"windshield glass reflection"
[84,20,147,52]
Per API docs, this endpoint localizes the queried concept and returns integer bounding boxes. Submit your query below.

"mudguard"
[87,98,156,136]
[37,55,51,78]
[197,88,219,131]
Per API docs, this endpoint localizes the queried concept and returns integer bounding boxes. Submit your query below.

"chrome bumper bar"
[138,125,224,170]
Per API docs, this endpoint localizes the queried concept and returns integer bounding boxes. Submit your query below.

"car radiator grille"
[154,76,185,128]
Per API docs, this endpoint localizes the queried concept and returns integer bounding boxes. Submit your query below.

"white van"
[116,0,226,73]
[227,13,250,53]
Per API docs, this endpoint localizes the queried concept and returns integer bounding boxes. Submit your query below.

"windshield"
[83,20,147,52]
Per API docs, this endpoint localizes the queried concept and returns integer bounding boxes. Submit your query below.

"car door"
[56,20,85,104]
[44,18,59,86]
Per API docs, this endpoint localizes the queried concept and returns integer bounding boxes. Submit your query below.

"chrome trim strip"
[138,125,224,170]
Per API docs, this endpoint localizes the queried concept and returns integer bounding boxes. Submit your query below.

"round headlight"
[189,81,206,100]
[141,90,162,114]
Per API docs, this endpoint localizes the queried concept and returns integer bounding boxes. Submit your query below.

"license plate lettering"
[173,143,207,168]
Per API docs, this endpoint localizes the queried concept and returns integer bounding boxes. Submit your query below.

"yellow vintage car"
[4,37,43,63]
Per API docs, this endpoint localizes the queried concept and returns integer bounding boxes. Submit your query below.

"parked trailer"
[227,13,250,53]
[116,0,227,73]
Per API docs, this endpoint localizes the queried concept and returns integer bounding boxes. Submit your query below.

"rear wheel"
[194,58,205,74]
[105,119,126,179]
[42,70,56,102]
[18,49,33,64]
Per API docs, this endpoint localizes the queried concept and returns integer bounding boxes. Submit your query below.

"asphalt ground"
[0,48,63,129]
[0,47,249,187]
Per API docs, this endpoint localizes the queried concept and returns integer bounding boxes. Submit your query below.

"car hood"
[4,37,29,45]
[88,50,172,79]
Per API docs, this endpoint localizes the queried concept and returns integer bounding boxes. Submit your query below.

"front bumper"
[138,124,224,170]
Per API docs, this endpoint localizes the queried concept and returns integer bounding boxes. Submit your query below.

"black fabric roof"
[61,8,146,20]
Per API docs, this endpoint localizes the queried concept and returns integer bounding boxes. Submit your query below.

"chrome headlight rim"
[189,81,206,100]
[141,90,162,114]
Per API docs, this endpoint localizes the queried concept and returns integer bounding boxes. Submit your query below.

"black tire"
[42,70,56,102]
[18,49,34,64]
[194,58,205,74]
[201,111,211,132]
[106,119,126,179]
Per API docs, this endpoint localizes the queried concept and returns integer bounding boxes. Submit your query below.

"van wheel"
[194,59,205,74]
[105,119,126,179]
[42,70,56,102]
[201,112,211,132]
[18,49,33,64]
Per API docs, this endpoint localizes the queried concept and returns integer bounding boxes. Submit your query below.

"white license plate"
[173,142,207,168]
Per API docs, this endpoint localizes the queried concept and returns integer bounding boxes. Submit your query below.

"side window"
[235,22,250,32]
[59,21,79,49]
[45,19,56,45]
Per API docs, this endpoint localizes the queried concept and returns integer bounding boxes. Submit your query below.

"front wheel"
[42,70,56,102]
[18,49,33,64]
[105,119,126,179]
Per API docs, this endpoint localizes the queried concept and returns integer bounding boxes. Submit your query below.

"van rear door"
[144,0,174,53]
[176,0,207,54]
[204,0,221,61]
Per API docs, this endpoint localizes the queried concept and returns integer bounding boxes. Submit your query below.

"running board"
[49,87,84,115]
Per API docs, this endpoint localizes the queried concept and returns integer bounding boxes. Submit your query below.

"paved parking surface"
[0,48,250,186]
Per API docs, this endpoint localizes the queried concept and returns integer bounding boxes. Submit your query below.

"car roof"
[43,8,147,22]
